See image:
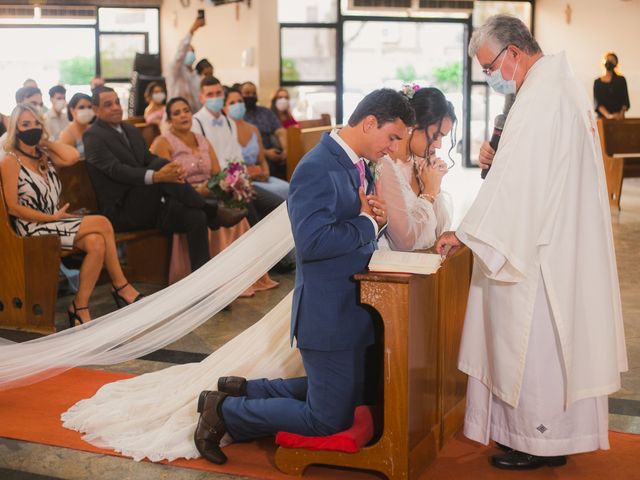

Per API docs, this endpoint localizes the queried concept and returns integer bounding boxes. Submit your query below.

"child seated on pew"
[0,103,143,327]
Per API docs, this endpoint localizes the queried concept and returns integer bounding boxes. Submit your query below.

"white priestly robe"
[456,53,628,455]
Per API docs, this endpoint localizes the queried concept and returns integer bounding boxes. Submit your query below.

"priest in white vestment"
[436,15,628,470]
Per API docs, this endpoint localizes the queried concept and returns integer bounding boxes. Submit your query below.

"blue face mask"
[184,51,196,67]
[206,97,224,113]
[227,102,246,120]
[485,54,519,95]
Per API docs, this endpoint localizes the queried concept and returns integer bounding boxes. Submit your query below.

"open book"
[368,250,443,275]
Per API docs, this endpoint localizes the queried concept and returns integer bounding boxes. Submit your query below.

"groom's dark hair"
[348,88,415,128]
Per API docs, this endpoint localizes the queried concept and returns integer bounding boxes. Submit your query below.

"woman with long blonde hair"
[0,103,142,327]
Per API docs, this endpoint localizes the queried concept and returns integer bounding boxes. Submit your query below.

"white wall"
[535,0,639,116]
[159,0,279,103]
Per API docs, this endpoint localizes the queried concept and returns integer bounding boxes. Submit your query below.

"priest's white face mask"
[485,48,520,95]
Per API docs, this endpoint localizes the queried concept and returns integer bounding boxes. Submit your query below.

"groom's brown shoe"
[217,376,247,397]
[194,391,228,464]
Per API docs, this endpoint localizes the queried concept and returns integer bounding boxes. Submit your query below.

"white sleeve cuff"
[144,170,155,185]
[359,212,379,237]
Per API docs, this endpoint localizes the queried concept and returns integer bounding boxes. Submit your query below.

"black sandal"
[111,283,145,309]
[68,301,89,328]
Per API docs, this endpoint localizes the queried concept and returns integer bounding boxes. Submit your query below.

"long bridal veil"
[1,203,305,461]
[0,204,297,391]
[62,291,304,462]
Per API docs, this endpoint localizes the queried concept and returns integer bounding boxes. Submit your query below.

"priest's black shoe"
[491,450,567,470]
[495,442,513,452]
[194,391,229,465]
[218,376,247,397]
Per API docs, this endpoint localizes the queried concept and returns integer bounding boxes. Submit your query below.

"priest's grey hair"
[469,14,542,57]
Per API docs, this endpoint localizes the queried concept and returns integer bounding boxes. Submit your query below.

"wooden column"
[275,248,472,479]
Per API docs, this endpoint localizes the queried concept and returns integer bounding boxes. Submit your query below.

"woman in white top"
[379,87,456,251]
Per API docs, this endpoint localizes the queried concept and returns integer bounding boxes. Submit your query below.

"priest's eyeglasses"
[482,45,509,75]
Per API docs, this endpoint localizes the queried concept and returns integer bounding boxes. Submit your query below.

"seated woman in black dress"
[0,104,142,327]
[594,52,630,120]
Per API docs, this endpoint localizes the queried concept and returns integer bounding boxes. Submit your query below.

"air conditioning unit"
[348,0,474,13]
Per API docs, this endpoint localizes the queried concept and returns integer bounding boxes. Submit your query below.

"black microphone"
[481,113,506,179]
[481,94,515,179]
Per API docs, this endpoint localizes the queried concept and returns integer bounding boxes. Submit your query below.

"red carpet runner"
[0,368,637,479]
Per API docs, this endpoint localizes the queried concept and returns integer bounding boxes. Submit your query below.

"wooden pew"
[275,248,472,479]
[0,161,170,333]
[57,160,170,285]
[297,114,331,129]
[286,124,334,181]
[597,118,640,209]
[0,176,61,333]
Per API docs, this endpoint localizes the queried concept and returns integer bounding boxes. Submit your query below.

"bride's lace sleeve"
[378,157,452,251]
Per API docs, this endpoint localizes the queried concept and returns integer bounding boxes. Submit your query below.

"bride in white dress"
[61,87,459,462]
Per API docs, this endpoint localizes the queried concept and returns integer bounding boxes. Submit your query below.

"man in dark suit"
[193,89,415,464]
[84,86,245,272]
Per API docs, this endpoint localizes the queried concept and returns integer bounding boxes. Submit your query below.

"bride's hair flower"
[207,159,256,208]
[401,83,421,99]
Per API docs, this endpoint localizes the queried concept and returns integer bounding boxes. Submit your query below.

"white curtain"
[0,204,294,391]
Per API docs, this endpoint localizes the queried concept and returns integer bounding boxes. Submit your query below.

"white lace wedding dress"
[60,157,452,463]
[62,292,304,462]
[378,156,452,250]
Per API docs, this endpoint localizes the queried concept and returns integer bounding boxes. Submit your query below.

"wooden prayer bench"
[286,124,335,181]
[0,161,170,334]
[597,117,640,209]
[275,248,473,479]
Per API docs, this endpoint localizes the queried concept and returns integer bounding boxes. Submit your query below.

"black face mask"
[243,96,258,110]
[17,128,43,146]
[605,61,616,72]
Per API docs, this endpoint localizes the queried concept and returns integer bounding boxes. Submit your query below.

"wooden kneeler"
[275,248,472,479]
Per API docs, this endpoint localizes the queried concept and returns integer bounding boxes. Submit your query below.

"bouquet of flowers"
[207,159,256,208]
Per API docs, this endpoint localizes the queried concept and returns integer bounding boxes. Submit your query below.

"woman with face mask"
[143,82,167,126]
[224,88,290,202]
[0,103,143,327]
[270,88,299,129]
[378,87,456,251]
[150,96,279,293]
[59,93,94,157]
[594,52,630,120]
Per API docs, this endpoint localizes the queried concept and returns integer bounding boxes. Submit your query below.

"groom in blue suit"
[194,89,415,465]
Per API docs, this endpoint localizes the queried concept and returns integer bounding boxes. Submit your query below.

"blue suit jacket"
[288,133,377,351]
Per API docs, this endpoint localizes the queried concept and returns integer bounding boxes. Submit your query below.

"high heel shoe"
[111,283,145,309]
[67,301,88,328]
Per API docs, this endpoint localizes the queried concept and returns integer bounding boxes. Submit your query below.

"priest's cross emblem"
[536,424,548,434]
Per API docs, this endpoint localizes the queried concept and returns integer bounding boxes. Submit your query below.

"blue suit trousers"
[221,348,366,441]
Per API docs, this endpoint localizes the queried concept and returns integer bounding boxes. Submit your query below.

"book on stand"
[368,250,442,275]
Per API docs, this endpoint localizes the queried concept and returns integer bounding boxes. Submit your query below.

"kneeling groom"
[194,89,415,464]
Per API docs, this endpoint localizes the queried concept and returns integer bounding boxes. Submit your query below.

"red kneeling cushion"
[275,405,374,453]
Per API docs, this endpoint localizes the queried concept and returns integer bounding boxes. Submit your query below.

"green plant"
[58,56,94,85]
[281,57,300,82]
[395,64,417,84]
[432,61,462,92]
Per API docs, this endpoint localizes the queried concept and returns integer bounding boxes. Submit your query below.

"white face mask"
[275,97,289,112]
[76,108,95,125]
[485,52,519,95]
[53,99,66,113]
[151,92,166,104]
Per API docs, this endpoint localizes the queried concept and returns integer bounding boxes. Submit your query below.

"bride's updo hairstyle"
[406,87,458,167]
